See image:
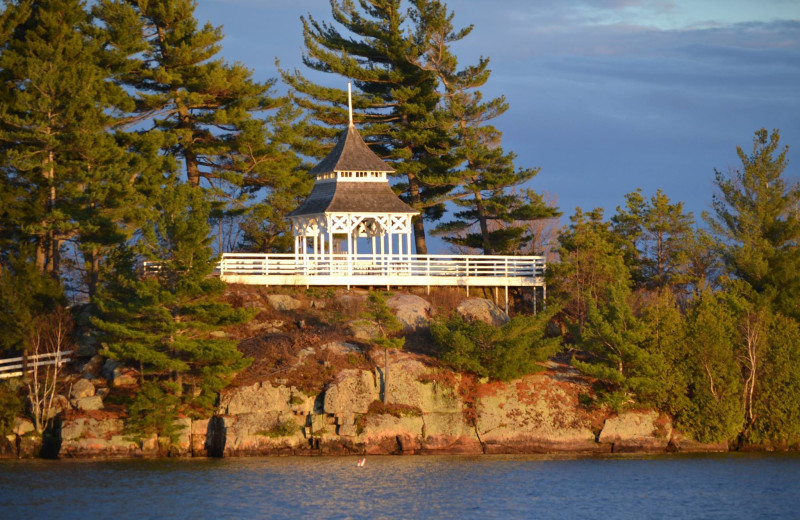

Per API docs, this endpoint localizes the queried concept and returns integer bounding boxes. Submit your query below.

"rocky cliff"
[2,288,728,458]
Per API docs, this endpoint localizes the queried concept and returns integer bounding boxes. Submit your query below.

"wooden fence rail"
[0,350,73,380]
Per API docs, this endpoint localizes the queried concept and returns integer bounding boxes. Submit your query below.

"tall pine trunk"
[408,174,427,254]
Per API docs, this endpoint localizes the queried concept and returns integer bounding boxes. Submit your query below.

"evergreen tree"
[638,289,688,412]
[431,308,561,381]
[749,311,800,448]
[93,181,252,422]
[0,0,135,285]
[677,289,743,443]
[571,282,662,410]
[432,97,559,254]
[611,189,694,291]
[549,208,629,332]
[708,128,800,319]
[282,0,478,253]
[0,247,65,355]
[96,0,308,252]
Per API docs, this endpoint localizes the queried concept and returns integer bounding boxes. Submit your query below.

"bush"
[0,383,23,436]
[257,417,299,438]
[430,310,562,381]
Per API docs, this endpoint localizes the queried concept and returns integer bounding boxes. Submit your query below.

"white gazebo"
[286,86,418,261]
[218,84,547,311]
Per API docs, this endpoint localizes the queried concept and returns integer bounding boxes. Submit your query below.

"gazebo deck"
[219,252,546,289]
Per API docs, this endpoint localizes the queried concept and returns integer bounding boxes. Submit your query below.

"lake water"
[1,453,799,519]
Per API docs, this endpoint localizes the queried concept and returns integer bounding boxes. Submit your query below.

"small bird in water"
[357,458,366,467]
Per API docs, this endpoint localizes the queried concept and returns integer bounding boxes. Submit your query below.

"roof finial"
[347,82,353,126]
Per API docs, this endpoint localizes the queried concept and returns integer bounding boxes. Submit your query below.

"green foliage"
[0,249,65,354]
[0,382,23,436]
[431,310,561,381]
[549,207,631,332]
[93,184,252,416]
[362,292,404,344]
[125,381,183,449]
[180,301,254,327]
[749,312,800,447]
[257,417,299,439]
[0,0,137,288]
[708,128,800,320]
[674,290,743,443]
[572,284,673,408]
[611,189,697,291]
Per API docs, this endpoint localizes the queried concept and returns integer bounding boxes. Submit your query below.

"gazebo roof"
[289,120,417,218]
[307,124,395,175]
[288,181,417,217]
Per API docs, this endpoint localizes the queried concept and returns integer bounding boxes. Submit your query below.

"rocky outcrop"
[456,298,509,326]
[476,376,602,454]
[597,411,671,453]
[59,417,144,458]
[324,369,380,415]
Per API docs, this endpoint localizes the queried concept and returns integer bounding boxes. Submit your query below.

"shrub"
[0,382,23,436]
[430,309,562,381]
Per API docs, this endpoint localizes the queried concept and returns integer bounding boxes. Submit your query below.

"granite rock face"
[475,376,602,454]
[324,369,380,415]
[597,411,671,453]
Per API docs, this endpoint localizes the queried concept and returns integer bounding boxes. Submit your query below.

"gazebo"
[218,84,546,311]
[287,86,418,261]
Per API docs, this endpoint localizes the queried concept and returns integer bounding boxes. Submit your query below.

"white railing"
[218,253,545,287]
[0,350,73,380]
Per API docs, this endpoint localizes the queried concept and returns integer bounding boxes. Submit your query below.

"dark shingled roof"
[288,181,418,217]
[307,124,395,175]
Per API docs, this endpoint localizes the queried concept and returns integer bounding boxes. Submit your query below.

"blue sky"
[196,0,799,230]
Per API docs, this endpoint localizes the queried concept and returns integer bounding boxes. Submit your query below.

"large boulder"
[475,376,601,453]
[320,342,361,356]
[60,417,145,458]
[266,294,302,311]
[386,294,432,330]
[70,378,96,400]
[323,369,379,415]
[347,320,379,342]
[598,411,671,453]
[72,395,104,411]
[101,359,137,387]
[456,298,509,326]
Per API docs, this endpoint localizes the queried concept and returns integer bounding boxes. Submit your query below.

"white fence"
[218,253,546,289]
[0,351,73,380]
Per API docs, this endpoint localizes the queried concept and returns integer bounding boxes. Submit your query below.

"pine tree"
[96,0,308,252]
[432,94,559,254]
[572,282,659,410]
[548,208,629,331]
[282,0,474,253]
[611,189,695,291]
[708,128,800,319]
[93,180,252,421]
[431,307,561,381]
[0,0,135,286]
[750,311,800,447]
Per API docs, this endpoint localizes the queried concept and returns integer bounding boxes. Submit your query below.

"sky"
[195,0,800,235]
